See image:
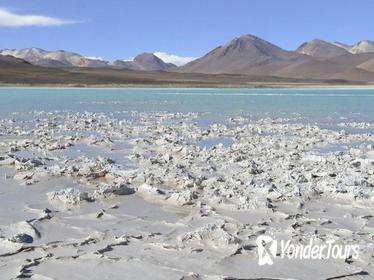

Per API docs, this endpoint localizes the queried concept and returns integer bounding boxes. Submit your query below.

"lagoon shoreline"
[0,88,374,279]
[1,82,373,89]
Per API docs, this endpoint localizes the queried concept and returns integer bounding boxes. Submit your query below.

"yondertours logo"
[256,235,359,266]
[256,235,277,265]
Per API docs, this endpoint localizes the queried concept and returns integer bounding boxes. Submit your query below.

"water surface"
[1,88,374,126]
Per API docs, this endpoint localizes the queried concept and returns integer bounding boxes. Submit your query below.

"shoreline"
[1,83,374,89]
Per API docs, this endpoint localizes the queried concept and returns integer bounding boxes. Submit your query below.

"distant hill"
[0,48,177,71]
[1,55,344,87]
[0,54,33,66]
[178,34,374,82]
[179,34,299,74]
[296,39,350,58]
[112,53,176,71]
[0,48,109,68]
[333,41,374,54]
[1,35,374,83]
[350,40,374,54]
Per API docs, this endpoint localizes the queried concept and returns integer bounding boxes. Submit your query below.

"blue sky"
[0,0,373,61]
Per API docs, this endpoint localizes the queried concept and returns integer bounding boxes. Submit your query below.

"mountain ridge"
[1,34,374,82]
[112,52,176,71]
[178,35,374,82]
[296,39,351,58]
[0,48,176,71]
[179,34,300,74]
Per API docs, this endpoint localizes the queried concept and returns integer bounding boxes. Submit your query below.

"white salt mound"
[47,188,91,205]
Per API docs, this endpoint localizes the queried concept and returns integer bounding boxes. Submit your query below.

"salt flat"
[0,88,374,279]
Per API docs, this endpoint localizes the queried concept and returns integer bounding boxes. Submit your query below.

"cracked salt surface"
[0,101,374,279]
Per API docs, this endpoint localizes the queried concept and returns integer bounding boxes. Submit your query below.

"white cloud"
[123,57,134,62]
[154,52,198,66]
[85,56,104,61]
[0,8,80,27]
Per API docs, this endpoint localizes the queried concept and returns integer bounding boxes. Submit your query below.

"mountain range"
[0,48,108,68]
[0,48,177,71]
[1,35,374,83]
[179,35,374,82]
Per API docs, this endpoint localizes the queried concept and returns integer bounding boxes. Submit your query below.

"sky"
[0,0,373,63]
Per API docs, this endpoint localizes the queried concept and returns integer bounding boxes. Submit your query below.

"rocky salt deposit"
[0,110,374,279]
[47,188,91,205]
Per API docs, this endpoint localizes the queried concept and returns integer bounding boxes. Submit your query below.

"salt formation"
[47,188,91,205]
[0,110,374,279]
[93,182,135,198]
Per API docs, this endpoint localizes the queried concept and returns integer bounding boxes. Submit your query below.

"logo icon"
[256,235,277,266]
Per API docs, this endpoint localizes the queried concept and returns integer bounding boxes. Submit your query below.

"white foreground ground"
[0,110,374,279]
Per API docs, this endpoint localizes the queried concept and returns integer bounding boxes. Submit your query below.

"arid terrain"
[2,34,374,87]
[0,55,369,88]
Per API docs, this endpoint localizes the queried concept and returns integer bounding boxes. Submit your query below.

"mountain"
[2,35,374,83]
[0,48,176,71]
[0,54,32,67]
[112,52,176,71]
[296,39,350,58]
[332,42,353,51]
[179,34,374,82]
[297,40,374,56]
[0,54,74,84]
[180,34,299,74]
[0,52,371,86]
[0,48,178,71]
[350,40,374,54]
[0,48,109,68]
[332,41,374,54]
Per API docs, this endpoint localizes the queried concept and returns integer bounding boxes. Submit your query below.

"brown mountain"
[0,54,32,66]
[178,34,374,82]
[296,39,350,58]
[1,54,338,87]
[112,53,176,71]
[0,54,74,84]
[180,34,300,74]
[0,48,109,68]
[2,35,374,84]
